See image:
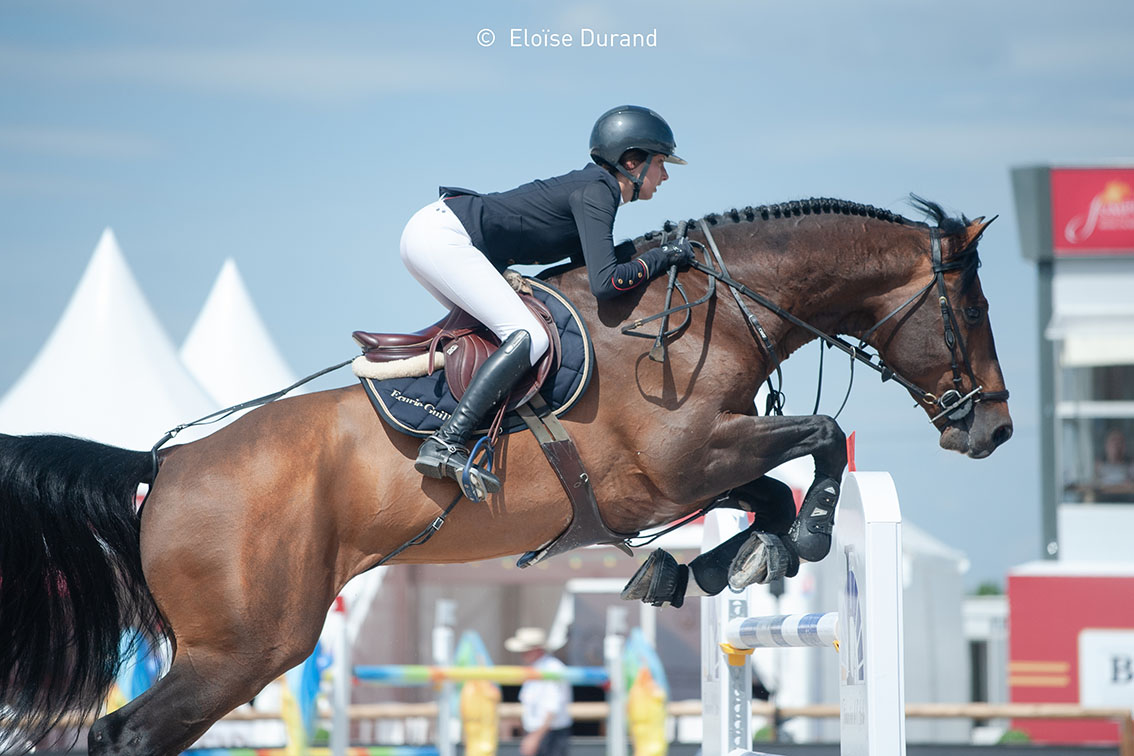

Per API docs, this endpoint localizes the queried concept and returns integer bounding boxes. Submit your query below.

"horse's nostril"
[992,423,1013,447]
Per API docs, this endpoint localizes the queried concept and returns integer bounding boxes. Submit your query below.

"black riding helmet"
[589,105,686,201]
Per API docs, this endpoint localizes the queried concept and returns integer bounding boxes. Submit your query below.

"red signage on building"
[1051,168,1134,255]
[1008,571,1134,744]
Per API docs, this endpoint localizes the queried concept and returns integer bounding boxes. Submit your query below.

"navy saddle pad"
[359,278,593,438]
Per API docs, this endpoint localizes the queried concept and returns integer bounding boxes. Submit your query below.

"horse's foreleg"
[712,475,798,533]
[681,476,800,598]
[701,413,847,589]
[700,412,847,487]
[623,414,846,606]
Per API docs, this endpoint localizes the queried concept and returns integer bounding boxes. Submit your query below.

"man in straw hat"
[505,626,573,756]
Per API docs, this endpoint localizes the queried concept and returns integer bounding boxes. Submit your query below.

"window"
[1057,364,1134,504]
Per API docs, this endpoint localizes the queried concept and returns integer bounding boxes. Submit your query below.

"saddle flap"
[444,294,561,410]
[357,276,595,440]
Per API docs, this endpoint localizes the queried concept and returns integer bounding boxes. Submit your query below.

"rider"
[402,105,695,495]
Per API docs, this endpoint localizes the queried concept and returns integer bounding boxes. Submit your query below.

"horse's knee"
[812,415,847,474]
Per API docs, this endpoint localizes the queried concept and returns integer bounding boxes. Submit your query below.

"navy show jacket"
[440,163,640,300]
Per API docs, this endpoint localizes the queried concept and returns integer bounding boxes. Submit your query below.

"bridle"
[621,219,1009,425]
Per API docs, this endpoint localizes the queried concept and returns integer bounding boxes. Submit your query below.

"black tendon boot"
[786,474,841,562]
[414,330,533,496]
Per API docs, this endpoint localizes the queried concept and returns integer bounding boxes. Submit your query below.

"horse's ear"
[963,215,998,247]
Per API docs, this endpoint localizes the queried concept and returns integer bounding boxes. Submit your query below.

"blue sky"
[2,0,1132,588]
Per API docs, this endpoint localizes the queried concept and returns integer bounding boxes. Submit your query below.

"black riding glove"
[602,239,696,298]
[639,239,695,278]
[661,239,696,268]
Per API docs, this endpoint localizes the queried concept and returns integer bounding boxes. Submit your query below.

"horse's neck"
[715,219,927,350]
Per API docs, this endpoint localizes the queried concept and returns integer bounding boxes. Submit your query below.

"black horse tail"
[0,433,170,752]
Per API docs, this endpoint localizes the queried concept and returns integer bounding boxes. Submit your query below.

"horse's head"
[871,206,1013,458]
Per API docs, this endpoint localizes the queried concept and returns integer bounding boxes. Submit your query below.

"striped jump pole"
[725,612,839,651]
[347,603,629,755]
[353,664,610,686]
[701,471,907,756]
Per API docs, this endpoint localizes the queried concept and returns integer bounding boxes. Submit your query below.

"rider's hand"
[633,238,697,283]
[658,239,695,269]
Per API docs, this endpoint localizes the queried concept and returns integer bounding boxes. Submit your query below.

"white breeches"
[400,199,550,366]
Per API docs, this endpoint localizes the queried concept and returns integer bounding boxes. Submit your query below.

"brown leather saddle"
[353,292,562,411]
[352,281,635,568]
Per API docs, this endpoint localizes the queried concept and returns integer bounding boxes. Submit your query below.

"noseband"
[622,220,1009,425]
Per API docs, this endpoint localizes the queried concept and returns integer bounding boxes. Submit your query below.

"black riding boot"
[414,330,533,496]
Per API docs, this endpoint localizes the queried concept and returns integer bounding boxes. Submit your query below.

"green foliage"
[753,724,775,742]
[998,728,1032,744]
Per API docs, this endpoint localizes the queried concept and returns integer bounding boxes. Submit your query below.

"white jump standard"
[701,471,907,756]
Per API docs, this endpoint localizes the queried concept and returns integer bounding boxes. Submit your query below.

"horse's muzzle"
[938,400,1013,459]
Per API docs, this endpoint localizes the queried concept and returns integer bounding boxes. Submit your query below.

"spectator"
[1094,428,1134,502]
[505,627,572,756]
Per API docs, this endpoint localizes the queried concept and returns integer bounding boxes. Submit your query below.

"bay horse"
[0,197,1012,754]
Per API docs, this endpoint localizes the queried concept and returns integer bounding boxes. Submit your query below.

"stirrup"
[459,437,497,502]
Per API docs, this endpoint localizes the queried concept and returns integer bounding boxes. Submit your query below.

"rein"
[146,359,353,494]
[621,221,787,415]
[630,219,1009,425]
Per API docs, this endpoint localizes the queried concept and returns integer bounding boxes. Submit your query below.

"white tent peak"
[180,258,297,408]
[0,228,217,449]
[96,225,119,254]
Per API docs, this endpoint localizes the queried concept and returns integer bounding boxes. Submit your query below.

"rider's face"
[634,156,668,201]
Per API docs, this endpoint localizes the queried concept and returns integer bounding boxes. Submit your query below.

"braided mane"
[637,195,968,244]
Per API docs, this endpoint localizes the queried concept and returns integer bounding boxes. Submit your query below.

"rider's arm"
[568,182,671,300]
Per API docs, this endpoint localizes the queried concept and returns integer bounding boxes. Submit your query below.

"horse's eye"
[963,306,982,324]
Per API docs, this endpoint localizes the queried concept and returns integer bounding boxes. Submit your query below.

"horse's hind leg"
[89,630,321,756]
[90,497,336,754]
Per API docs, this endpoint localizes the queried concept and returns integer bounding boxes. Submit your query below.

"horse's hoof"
[787,476,840,562]
[728,532,800,589]
[621,549,688,608]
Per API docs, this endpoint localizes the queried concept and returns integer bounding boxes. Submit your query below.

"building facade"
[1010,165,1134,745]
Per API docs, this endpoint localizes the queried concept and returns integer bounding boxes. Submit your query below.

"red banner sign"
[1051,168,1134,255]
[1009,572,1134,744]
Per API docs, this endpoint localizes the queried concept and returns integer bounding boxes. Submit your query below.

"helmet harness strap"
[612,153,655,202]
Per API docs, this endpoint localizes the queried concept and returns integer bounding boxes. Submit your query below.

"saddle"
[353,292,561,412]
[352,275,635,568]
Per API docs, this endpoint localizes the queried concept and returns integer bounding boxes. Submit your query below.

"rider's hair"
[599,148,650,179]
[619,149,649,168]
[598,148,650,176]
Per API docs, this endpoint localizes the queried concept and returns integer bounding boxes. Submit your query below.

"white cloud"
[1008,31,1134,74]
[0,127,162,159]
[757,119,1134,165]
[0,44,495,104]
[0,170,110,196]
